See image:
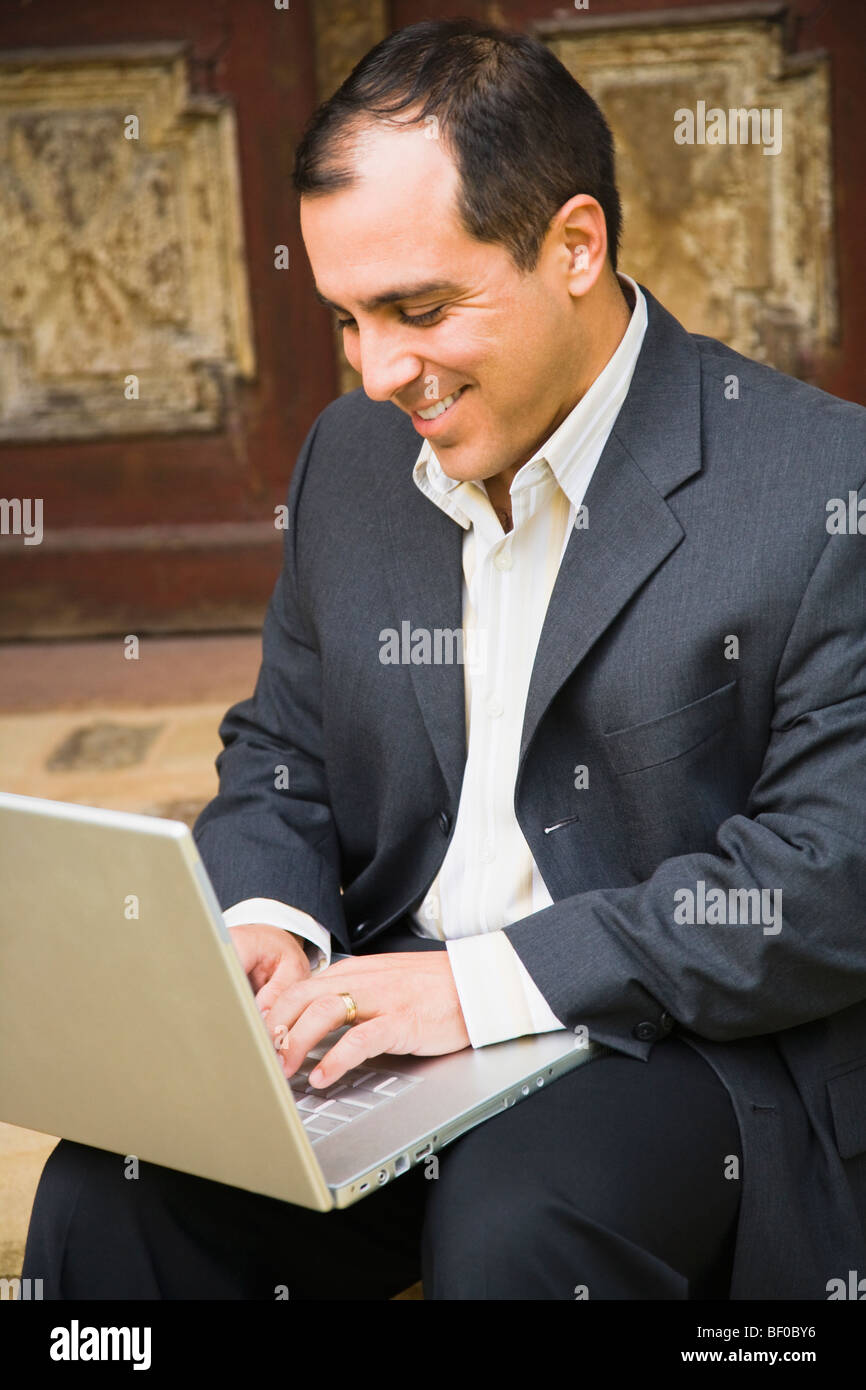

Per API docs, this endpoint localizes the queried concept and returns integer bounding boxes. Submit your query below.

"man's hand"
[265,953,471,1088]
[228,923,312,1015]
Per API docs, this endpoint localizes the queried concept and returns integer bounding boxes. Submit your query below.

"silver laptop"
[0,791,605,1210]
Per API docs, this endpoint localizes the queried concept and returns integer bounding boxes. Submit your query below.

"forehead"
[300,119,471,277]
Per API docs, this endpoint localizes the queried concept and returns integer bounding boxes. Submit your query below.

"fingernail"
[309,1067,324,1087]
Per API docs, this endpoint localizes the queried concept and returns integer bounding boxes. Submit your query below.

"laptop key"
[372,1075,415,1096]
[289,1057,421,1128]
[349,1070,379,1088]
[319,1101,357,1122]
[341,1088,388,1110]
[305,1082,348,1100]
[304,1115,343,1135]
[296,1095,333,1113]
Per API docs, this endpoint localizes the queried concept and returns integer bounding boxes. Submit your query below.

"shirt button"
[485,694,503,718]
[633,1021,658,1042]
[438,810,452,835]
[481,839,496,863]
[494,549,513,571]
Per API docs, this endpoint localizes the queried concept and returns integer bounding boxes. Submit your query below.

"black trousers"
[23,928,743,1300]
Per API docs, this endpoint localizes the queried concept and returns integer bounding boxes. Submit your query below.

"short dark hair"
[292,16,622,274]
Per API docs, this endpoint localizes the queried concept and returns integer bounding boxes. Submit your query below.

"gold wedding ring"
[339,992,358,1026]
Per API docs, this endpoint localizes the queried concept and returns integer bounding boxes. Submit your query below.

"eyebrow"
[313,281,458,314]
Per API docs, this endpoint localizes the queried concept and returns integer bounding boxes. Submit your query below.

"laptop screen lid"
[0,791,333,1210]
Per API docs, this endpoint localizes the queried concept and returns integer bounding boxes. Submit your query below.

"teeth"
[417,387,464,420]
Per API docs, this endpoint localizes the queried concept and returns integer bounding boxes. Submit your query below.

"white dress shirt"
[224,272,648,1048]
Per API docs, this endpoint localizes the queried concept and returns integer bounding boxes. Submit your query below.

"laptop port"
[394,1154,410,1176]
[414,1142,433,1160]
[377,1169,388,1184]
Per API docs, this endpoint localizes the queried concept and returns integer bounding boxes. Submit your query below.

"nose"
[346,322,424,405]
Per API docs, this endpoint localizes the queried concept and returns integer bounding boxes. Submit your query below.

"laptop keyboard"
[288,1059,421,1144]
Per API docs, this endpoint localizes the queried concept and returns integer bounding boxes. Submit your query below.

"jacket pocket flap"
[827,1063,866,1159]
[601,679,738,776]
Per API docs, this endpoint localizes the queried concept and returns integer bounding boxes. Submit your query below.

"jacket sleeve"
[192,412,348,943]
[504,482,866,1059]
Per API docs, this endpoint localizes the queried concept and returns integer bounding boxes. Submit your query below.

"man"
[24,18,866,1300]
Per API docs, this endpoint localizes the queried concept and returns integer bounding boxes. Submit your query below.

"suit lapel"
[377,288,705,803]
[380,469,467,809]
[518,438,683,774]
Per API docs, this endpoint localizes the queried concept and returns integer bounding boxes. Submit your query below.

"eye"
[334,306,445,330]
[398,306,445,326]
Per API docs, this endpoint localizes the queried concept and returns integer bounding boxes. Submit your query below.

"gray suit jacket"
[193,287,866,1299]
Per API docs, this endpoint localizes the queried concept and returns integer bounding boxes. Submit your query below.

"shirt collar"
[412,272,647,529]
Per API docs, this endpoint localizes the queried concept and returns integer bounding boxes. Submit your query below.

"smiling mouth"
[414,386,467,420]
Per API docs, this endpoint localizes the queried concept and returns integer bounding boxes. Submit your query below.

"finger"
[267,970,367,1038]
[227,930,265,983]
[254,949,310,1015]
[308,1017,397,1088]
[273,993,358,1079]
[228,928,294,996]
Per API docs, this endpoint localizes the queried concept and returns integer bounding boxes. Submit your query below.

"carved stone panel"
[0,43,256,439]
[537,6,837,377]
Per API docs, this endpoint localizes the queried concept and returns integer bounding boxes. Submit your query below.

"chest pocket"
[601,678,738,776]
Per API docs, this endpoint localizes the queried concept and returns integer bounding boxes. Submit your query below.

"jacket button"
[659,1010,675,1034]
[439,810,452,835]
[633,1021,658,1042]
[351,920,370,939]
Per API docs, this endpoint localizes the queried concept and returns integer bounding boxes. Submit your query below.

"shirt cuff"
[446,931,566,1048]
[223,897,331,973]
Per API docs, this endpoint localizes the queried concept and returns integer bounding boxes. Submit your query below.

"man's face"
[300,119,592,484]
